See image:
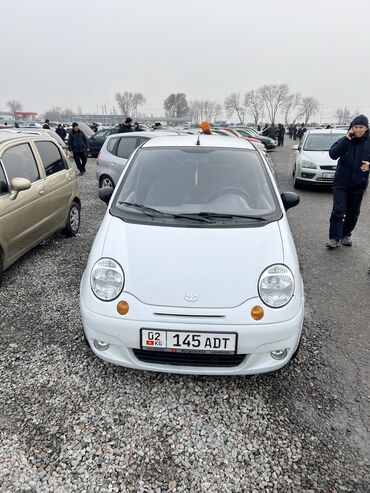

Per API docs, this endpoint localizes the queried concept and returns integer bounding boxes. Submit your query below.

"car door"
[33,140,74,230]
[109,136,139,183]
[0,142,48,264]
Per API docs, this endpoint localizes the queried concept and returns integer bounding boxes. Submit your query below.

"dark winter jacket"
[68,129,88,153]
[56,127,66,140]
[329,130,370,188]
[118,123,133,133]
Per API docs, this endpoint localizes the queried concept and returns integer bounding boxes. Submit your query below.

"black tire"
[62,201,81,237]
[293,177,302,190]
[99,175,114,189]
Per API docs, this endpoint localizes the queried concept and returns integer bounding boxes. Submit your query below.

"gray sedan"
[96,131,183,189]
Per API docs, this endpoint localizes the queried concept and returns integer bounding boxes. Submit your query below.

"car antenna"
[196,132,201,145]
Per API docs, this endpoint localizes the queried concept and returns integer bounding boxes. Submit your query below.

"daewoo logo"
[184,293,199,302]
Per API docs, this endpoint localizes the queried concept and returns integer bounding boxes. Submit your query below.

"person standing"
[43,119,51,129]
[133,122,142,131]
[326,115,370,249]
[277,124,285,146]
[55,124,66,141]
[262,124,270,137]
[118,117,133,133]
[297,123,307,140]
[68,122,89,175]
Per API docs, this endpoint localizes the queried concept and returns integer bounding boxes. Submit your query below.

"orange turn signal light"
[251,305,264,321]
[117,300,129,316]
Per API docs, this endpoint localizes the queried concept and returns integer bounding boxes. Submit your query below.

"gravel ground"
[0,153,369,493]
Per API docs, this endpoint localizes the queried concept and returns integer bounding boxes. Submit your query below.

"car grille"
[132,349,246,367]
[320,165,337,170]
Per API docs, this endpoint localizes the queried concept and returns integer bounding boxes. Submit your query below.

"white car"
[292,129,346,188]
[80,135,304,375]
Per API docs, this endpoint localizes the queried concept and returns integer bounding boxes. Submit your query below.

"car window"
[112,147,280,225]
[2,143,40,183]
[107,137,119,155]
[303,133,346,151]
[138,137,150,146]
[35,141,67,176]
[95,130,110,140]
[0,163,9,195]
[116,137,138,159]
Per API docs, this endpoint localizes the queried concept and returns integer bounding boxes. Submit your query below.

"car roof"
[0,131,59,146]
[106,130,184,140]
[305,129,346,135]
[141,134,255,150]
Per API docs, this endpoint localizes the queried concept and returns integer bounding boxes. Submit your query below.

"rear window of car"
[107,137,119,155]
[116,137,138,159]
[2,143,40,183]
[35,141,67,176]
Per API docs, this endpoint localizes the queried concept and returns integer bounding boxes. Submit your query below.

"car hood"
[300,150,338,167]
[101,217,284,309]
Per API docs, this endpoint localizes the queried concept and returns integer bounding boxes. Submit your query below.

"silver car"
[96,131,183,189]
[292,129,346,188]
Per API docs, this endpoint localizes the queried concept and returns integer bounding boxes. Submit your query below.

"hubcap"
[70,206,80,232]
[102,177,113,188]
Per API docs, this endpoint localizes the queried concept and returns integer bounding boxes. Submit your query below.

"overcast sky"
[1,0,370,121]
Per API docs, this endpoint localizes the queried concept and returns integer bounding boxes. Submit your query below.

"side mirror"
[281,192,300,211]
[292,144,299,151]
[9,177,31,201]
[99,186,113,205]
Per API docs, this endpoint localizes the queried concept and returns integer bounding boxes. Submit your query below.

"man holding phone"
[326,114,370,249]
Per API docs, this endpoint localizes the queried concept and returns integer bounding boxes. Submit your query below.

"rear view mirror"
[292,145,299,151]
[10,177,31,201]
[281,192,300,211]
[99,187,113,205]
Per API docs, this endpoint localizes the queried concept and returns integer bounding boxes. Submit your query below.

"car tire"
[293,177,302,189]
[62,201,81,237]
[99,175,114,189]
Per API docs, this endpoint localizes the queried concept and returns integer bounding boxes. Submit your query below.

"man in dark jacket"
[118,117,133,133]
[68,122,89,175]
[55,124,66,141]
[277,124,285,146]
[43,119,51,129]
[297,123,307,140]
[326,114,370,248]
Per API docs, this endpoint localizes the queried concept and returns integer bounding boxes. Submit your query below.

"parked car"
[0,133,80,284]
[233,127,277,150]
[0,128,68,155]
[88,127,120,157]
[81,135,304,375]
[292,129,346,188]
[96,130,183,189]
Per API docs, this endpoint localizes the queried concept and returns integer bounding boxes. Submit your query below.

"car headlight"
[90,258,124,301]
[301,159,317,169]
[258,264,295,308]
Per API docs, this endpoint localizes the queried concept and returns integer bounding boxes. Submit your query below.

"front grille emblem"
[184,293,199,302]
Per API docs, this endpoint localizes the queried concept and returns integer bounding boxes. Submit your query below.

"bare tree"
[244,89,265,126]
[132,93,146,117]
[259,84,290,124]
[281,93,302,125]
[224,93,245,124]
[334,107,351,125]
[44,106,63,121]
[300,97,320,124]
[115,92,139,116]
[7,100,23,114]
[163,93,189,118]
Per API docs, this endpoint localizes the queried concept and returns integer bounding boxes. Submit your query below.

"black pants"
[73,151,87,172]
[329,186,366,240]
[278,135,284,146]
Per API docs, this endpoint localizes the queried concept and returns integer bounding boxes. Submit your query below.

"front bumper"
[296,168,336,185]
[80,300,304,375]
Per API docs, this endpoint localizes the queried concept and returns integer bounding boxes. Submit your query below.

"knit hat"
[200,121,211,133]
[72,122,79,128]
[350,114,368,128]
[124,117,132,124]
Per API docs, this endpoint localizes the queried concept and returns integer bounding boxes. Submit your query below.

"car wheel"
[62,201,81,237]
[99,176,114,189]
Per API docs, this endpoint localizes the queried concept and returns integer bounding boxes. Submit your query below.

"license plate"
[140,329,237,354]
[322,172,335,178]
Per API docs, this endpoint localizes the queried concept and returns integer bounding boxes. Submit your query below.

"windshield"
[303,133,346,151]
[111,147,280,226]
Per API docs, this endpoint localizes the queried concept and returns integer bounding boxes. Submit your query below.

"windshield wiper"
[119,202,213,222]
[192,212,268,221]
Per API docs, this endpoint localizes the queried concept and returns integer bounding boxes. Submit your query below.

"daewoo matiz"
[80,135,304,375]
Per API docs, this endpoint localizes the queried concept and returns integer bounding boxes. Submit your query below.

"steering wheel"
[208,186,250,202]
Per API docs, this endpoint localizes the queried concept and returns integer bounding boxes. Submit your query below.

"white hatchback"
[80,135,304,375]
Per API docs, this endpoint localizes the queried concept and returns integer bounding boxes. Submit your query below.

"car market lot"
[0,154,369,492]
